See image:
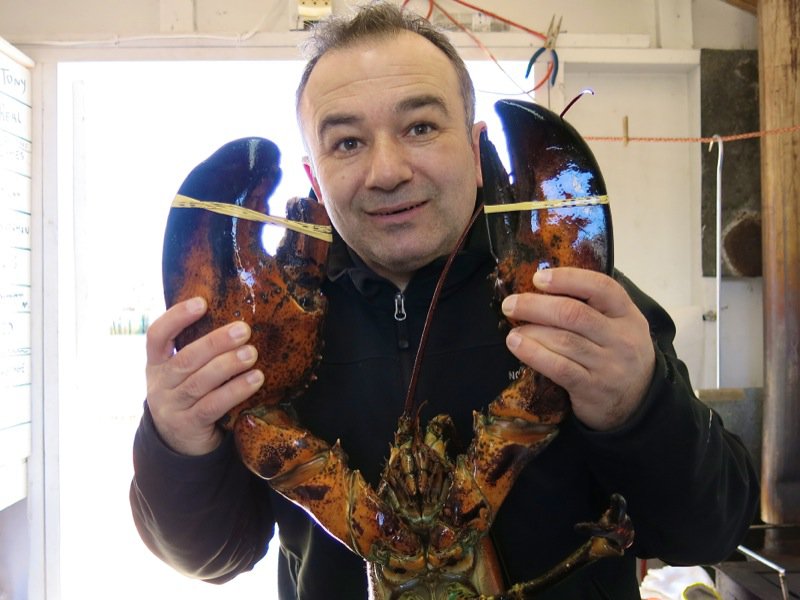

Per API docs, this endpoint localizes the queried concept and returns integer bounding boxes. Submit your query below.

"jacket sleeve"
[577,271,759,565]
[129,403,276,583]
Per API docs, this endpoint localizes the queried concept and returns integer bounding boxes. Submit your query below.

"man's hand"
[501,268,655,431]
[145,297,265,456]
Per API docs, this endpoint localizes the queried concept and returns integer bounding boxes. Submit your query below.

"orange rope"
[585,124,800,144]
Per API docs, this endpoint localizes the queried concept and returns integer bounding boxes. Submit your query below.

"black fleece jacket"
[130,224,759,599]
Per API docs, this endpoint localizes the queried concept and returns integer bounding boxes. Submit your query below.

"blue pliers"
[525,15,562,87]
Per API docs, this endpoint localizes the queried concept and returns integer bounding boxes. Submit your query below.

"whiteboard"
[0,37,33,511]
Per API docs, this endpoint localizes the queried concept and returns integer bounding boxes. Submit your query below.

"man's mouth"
[370,201,427,216]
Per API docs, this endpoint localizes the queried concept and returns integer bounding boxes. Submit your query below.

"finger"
[146,297,208,365]
[532,267,630,319]
[503,292,611,348]
[174,342,258,406]
[192,368,265,423]
[161,321,253,391]
[148,364,265,456]
[506,327,589,391]
[513,322,602,372]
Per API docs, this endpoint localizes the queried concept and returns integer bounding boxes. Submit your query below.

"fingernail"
[501,295,517,315]
[237,345,256,362]
[533,269,552,287]
[246,370,264,386]
[187,297,206,314]
[229,322,250,341]
[507,330,522,350]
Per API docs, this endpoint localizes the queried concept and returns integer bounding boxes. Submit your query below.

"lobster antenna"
[560,88,594,119]
[402,201,486,415]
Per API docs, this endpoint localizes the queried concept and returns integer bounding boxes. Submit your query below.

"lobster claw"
[162,137,282,323]
[480,99,613,299]
[161,137,330,426]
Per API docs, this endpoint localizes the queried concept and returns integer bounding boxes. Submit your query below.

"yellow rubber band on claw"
[483,195,609,214]
[172,194,334,242]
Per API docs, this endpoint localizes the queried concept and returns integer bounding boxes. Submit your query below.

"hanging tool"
[525,15,561,88]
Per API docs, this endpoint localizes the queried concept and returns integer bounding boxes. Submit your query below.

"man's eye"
[409,123,434,136]
[335,138,360,152]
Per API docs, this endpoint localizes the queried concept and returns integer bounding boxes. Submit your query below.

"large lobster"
[161,99,633,599]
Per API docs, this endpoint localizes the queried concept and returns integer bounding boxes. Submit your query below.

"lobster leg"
[234,407,425,573]
[488,494,635,600]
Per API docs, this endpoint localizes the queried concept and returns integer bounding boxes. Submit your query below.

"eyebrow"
[317,114,361,141]
[316,94,450,140]
[395,94,450,117]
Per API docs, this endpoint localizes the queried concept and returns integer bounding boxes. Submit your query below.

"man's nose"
[365,136,413,190]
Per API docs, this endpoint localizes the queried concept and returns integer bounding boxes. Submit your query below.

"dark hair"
[295,1,476,132]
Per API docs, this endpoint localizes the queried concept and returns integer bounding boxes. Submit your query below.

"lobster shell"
[161,137,330,423]
[482,98,613,303]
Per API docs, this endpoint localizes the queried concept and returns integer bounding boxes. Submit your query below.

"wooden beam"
[722,0,758,14]
[759,0,800,525]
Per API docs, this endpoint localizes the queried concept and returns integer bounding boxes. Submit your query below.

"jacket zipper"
[394,291,414,404]
[394,291,407,322]
[394,291,410,350]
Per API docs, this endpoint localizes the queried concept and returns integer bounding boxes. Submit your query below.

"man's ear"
[472,121,487,188]
[303,158,324,203]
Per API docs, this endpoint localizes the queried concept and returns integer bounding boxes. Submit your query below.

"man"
[131,3,759,598]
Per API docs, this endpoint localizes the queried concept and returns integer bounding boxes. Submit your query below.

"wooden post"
[758,0,800,525]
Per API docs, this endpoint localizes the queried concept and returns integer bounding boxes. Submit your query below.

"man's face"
[298,31,484,288]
